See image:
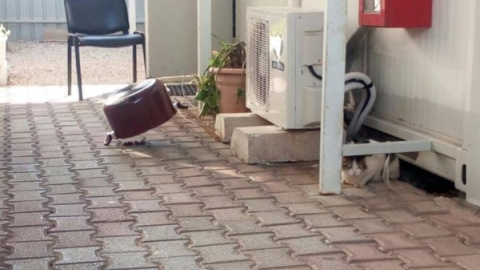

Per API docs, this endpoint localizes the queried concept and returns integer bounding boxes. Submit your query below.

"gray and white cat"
[341,140,400,188]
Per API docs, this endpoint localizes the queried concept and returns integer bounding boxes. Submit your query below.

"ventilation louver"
[246,18,270,113]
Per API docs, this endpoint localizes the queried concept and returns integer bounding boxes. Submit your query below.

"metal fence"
[0,0,145,42]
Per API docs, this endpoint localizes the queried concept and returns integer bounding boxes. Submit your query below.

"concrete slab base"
[231,125,320,164]
[215,113,271,143]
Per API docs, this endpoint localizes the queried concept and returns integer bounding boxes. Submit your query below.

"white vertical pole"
[466,1,480,206]
[128,0,137,33]
[319,0,348,194]
[288,0,301,8]
[197,0,212,74]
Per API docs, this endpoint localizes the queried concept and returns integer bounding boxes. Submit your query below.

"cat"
[341,140,400,188]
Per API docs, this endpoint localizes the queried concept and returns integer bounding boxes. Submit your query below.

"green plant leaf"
[195,38,247,117]
[195,90,208,101]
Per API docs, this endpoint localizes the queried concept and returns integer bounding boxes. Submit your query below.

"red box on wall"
[359,0,433,28]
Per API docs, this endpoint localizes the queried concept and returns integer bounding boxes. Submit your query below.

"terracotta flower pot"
[212,67,250,113]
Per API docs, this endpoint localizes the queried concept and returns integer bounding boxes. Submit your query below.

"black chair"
[64,0,146,101]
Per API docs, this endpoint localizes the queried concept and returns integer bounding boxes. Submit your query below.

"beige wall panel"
[145,0,232,77]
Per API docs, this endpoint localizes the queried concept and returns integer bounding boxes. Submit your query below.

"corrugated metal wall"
[0,0,145,41]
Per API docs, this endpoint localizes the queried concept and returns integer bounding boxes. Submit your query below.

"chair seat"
[76,33,144,48]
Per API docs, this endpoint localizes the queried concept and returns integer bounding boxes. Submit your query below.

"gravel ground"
[6,41,146,86]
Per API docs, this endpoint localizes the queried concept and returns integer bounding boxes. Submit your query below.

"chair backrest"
[64,0,130,35]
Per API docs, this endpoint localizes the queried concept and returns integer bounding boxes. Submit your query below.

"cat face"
[342,156,367,176]
[341,156,368,187]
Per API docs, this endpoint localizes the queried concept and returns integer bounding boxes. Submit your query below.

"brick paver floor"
[1,85,480,270]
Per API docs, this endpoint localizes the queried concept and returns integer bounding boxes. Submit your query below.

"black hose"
[344,78,375,141]
[307,69,374,116]
[305,68,375,140]
[307,65,323,81]
[345,78,373,114]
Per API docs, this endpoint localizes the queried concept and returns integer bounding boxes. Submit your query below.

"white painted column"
[319,0,348,194]
[128,0,137,33]
[466,1,480,206]
[197,0,212,74]
[288,0,301,7]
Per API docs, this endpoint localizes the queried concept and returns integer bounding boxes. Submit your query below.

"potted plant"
[0,23,10,86]
[195,39,249,117]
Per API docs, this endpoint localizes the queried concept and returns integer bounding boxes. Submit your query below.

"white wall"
[145,0,232,77]
[236,0,289,42]
[300,0,325,9]
[145,0,197,77]
[212,0,233,47]
[304,0,359,36]
[363,0,473,142]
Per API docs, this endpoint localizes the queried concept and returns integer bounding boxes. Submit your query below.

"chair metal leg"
[74,39,83,101]
[67,37,72,96]
[133,45,137,82]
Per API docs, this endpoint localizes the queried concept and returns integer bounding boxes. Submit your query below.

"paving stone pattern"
[0,91,479,270]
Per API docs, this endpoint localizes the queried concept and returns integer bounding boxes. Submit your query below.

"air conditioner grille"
[247,17,270,113]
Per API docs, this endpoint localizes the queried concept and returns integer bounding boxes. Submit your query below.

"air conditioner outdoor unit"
[246,7,325,129]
